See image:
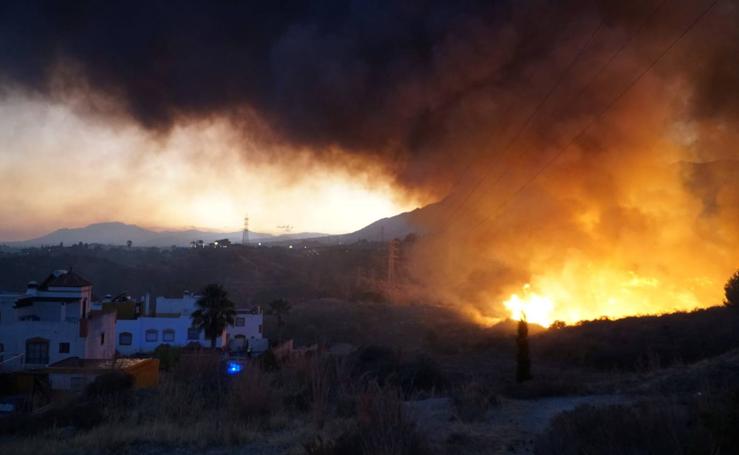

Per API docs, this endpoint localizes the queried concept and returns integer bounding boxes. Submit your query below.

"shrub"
[353,383,431,455]
[451,381,499,422]
[153,344,181,371]
[398,356,448,397]
[85,371,133,400]
[230,364,276,422]
[724,270,739,308]
[535,389,739,455]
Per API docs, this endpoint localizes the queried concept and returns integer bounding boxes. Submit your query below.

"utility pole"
[242,215,249,245]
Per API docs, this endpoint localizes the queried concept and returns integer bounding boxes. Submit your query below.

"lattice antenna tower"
[242,215,249,245]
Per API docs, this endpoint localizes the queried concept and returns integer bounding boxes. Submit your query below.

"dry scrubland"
[2,301,739,455]
[1,248,738,453]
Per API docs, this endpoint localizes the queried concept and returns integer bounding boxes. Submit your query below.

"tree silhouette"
[269,298,291,343]
[725,270,739,308]
[191,283,236,349]
[516,317,532,383]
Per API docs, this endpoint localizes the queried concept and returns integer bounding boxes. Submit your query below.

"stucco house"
[0,270,116,372]
[114,292,266,355]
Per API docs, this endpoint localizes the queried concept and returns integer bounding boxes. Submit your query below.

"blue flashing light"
[226,361,243,375]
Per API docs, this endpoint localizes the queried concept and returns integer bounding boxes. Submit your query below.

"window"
[145,329,158,342]
[258,324,262,334]
[187,327,200,340]
[235,317,245,327]
[25,338,49,364]
[0,342,4,362]
[119,332,132,346]
[163,329,175,342]
[100,332,105,345]
[59,342,70,353]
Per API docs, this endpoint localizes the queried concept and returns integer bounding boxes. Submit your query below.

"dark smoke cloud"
[2,0,735,193]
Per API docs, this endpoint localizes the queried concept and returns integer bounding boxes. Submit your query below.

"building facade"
[114,293,265,355]
[0,270,116,372]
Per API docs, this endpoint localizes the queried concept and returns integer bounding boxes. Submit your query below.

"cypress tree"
[516,317,532,383]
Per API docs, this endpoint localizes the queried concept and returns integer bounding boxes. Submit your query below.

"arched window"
[145,329,158,342]
[119,332,133,346]
[163,329,175,342]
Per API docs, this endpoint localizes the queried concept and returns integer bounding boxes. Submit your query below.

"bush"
[153,344,181,371]
[451,381,499,422]
[535,389,739,454]
[398,356,448,397]
[85,371,134,399]
[230,364,276,422]
[725,270,739,308]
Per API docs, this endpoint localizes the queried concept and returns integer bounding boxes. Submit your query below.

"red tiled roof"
[40,271,92,289]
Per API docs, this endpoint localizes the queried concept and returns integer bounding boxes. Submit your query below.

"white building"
[114,293,266,355]
[0,270,116,372]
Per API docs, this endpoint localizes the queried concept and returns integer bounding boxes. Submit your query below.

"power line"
[470,0,720,240]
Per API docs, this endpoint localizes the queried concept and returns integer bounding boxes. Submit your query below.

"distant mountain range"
[2,202,441,247]
[3,222,327,248]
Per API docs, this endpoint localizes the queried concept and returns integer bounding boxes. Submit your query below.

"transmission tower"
[242,215,249,245]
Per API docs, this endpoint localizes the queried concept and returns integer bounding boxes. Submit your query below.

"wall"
[84,312,116,359]
[116,315,226,355]
[0,321,85,369]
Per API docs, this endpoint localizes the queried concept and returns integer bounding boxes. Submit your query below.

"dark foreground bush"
[153,344,182,371]
[451,381,499,422]
[0,400,103,436]
[536,389,739,454]
[85,370,134,399]
[304,383,432,455]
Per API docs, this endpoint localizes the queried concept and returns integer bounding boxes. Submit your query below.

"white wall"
[0,321,84,369]
[115,315,227,355]
[0,313,115,371]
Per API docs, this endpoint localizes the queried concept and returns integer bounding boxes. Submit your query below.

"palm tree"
[191,283,236,349]
[269,298,291,343]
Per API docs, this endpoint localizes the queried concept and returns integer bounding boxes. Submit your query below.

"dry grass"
[451,381,499,422]
[535,388,739,455]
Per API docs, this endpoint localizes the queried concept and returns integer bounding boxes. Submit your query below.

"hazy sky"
[0,96,419,241]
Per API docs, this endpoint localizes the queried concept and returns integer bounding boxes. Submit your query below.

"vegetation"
[191,283,236,348]
[536,389,739,454]
[516,318,532,383]
[725,270,739,308]
[269,298,292,343]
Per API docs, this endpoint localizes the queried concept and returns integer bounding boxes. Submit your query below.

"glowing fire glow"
[498,264,721,328]
[503,284,555,327]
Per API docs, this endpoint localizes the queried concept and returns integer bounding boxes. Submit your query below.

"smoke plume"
[0,0,737,323]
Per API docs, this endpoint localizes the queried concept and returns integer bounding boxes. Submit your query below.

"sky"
[0,96,419,240]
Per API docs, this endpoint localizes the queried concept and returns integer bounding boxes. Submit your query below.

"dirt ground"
[406,394,630,454]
